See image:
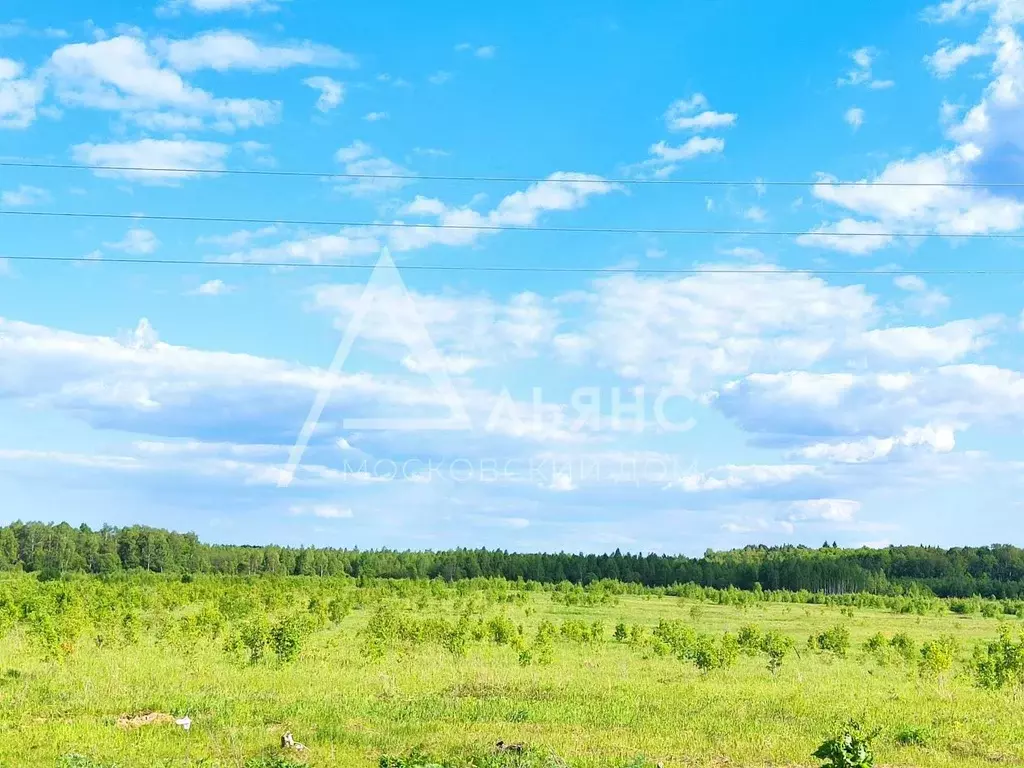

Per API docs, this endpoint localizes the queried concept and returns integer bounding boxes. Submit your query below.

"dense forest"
[3,521,1024,598]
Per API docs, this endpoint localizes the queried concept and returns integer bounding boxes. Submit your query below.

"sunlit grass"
[1,581,1022,767]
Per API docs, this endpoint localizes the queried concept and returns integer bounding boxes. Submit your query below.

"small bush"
[814,721,877,768]
[814,625,851,658]
[760,630,795,674]
[971,625,1024,689]
[919,635,958,680]
[270,616,302,663]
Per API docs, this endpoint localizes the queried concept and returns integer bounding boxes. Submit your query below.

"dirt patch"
[116,712,176,729]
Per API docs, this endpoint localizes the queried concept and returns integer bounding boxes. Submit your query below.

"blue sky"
[2,0,1024,554]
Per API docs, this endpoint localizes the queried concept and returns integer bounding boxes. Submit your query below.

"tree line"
[3,521,1024,598]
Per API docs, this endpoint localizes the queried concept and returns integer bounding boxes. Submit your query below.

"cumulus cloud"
[837,47,895,88]
[386,172,619,252]
[786,498,861,522]
[160,31,355,72]
[797,218,894,254]
[289,504,353,519]
[192,279,232,295]
[559,268,876,391]
[894,275,950,316]
[72,138,229,183]
[853,318,998,363]
[46,35,279,131]
[798,145,1024,253]
[333,140,412,197]
[0,315,465,444]
[304,76,343,112]
[671,463,818,492]
[796,426,957,463]
[664,93,737,131]
[717,364,1024,440]
[629,95,735,178]
[311,284,558,368]
[808,7,1024,252]
[105,228,160,255]
[0,58,44,128]
[160,0,287,14]
[844,106,865,130]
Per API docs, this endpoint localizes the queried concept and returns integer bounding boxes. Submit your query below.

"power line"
[3,208,1023,240]
[4,253,1024,276]
[1,159,1020,188]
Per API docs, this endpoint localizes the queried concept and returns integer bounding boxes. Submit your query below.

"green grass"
[1,576,1023,767]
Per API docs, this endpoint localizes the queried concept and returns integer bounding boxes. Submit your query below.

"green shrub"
[919,635,958,680]
[813,625,851,658]
[814,721,877,768]
[270,615,302,663]
[613,622,628,642]
[760,630,795,674]
[971,625,1024,689]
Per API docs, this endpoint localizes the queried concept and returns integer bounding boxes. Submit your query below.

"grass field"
[1,575,1023,768]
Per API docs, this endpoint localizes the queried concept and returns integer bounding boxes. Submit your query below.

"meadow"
[1,573,1023,768]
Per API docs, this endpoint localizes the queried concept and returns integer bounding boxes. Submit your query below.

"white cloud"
[947,25,1024,163]
[744,206,767,222]
[364,111,388,121]
[106,228,160,255]
[304,76,343,112]
[227,171,617,263]
[311,284,558,366]
[475,45,497,59]
[289,504,353,519]
[927,39,993,76]
[72,139,229,184]
[665,93,737,131]
[198,225,279,248]
[802,146,1024,251]
[650,137,725,162]
[0,315,469,443]
[796,218,894,254]
[671,463,817,492]
[1,185,49,206]
[561,268,876,390]
[925,0,1024,24]
[389,172,619,251]
[797,425,956,463]
[717,364,1024,439]
[894,275,950,315]
[161,0,286,14]
[845,106,865,130]
[838,47,895,88]
[334,140,411,197]
[223,230,381,264]
[428,71,452,85]
[786,498,860,522]
[47,35,279,131]
[193,279,232,295]
[853,318,997,363]
[161,31,355,72]
[0,58,44,128]
[631,95,734,178]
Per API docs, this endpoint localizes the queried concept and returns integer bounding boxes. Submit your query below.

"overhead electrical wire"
[3,253,1024,276]
[0,159,1020,188]
[3,208,1023,240]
